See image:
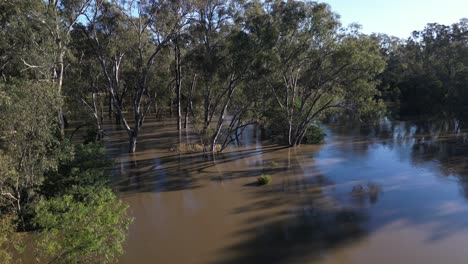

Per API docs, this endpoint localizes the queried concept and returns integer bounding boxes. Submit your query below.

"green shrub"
[42,143,112,198]
[33,187,132,264]
[0,215,23,264]
[257,175,272,185]
[34,142,131,264]
[302,125,326,144]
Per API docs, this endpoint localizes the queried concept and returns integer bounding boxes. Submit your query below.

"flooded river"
[105,118,468,264]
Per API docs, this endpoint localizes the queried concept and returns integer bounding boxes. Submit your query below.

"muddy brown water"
[104,118,468,264]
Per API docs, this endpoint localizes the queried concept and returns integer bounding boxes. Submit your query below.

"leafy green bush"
[33,142,132,264]
[257,175,272,185]
[302,125,326,144]
[33,187,132,264]
[42,142,112,198]
[0,215,23,264]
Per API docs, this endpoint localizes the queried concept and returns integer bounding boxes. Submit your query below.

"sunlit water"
[105,118,468,264]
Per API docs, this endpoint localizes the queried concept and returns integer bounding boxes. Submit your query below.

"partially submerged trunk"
[184,74,196,129]
[108,91,113,118]
[79,92,105,141]
[209,77,236,152]
[128,129,138,153]
[174,39,182,131]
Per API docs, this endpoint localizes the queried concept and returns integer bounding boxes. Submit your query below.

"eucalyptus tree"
[169,0,195,131]
[85,0,191,153]
[81,1,135,125]
[1,0,93,139]
[66,27,107,139]
[0,0,45,81]
[252,1,385,146]
[58,0,93,134]
[187,0,265,152]
[0,82,60,226]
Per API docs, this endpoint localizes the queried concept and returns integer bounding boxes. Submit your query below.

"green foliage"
[262,108,289,143]
[257,175,272,186]
[42,142,112,199]
[0,79,130,262]
[0,81,60,217]
[0,0,55,81]
[245,1,386,146]
[33,187,132,264]
[33,142,131,263]
[0,215,23,264]
[302,125,326,144]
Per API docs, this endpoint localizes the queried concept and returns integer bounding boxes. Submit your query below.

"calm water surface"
[106,118,468,264]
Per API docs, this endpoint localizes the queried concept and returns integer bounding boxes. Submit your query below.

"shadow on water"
[113,145,289,194]
[218,207,367,264]
[211,148,369,264]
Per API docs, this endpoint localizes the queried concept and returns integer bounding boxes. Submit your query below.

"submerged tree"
[249,1,385,146]
[84,0,191,153]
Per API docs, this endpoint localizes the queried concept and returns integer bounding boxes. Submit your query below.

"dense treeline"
[62,0,386,153]
[376,19,468,122]
[1,0,465,262]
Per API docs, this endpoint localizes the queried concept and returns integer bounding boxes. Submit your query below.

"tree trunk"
[210,84,235,152]
[57,48,66,139]
[288,120,293,146]
[175,40,182,131]
[108,91,113,118]
[99,94,104,125]
[128,130,138,153]
[169,97,173,118]
[184,74,196,129]
[204,86,210,127]
[184,103,189,129]
[115,112,121,125]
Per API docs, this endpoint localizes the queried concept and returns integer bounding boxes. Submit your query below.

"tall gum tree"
[43,0,93,137]
[188,0,263,152]
[252,1,385,146]
[86,0,190,153]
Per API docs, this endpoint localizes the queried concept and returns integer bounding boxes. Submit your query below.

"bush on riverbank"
[42,142,112,198]
[32,143,132,263]
[0,215,23,264]
[33,187,132,264]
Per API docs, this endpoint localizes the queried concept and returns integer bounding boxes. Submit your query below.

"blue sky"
[320,0,468,38]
